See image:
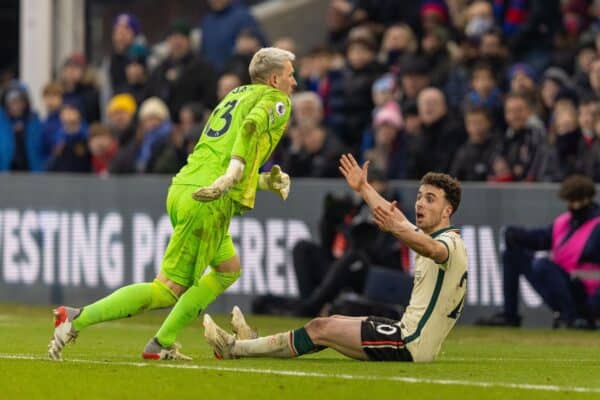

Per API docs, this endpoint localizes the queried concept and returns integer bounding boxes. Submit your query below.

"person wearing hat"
[106,93,137,147]
[61,52,101,123]
[109,96,173,174]
[146,20,217,121]
[360,101,406,179]
[113,42,150,106]
[477,175,600,329]
[109,13,142,92]
[47,99,91,173]
[0,81,43,171]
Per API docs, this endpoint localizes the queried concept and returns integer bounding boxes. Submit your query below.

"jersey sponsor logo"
[275,102,286,117]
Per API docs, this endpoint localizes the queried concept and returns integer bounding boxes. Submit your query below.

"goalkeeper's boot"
[142,337,192,361]
[203,314,235,360]
[48,306,80,361]
[231,305,258,340]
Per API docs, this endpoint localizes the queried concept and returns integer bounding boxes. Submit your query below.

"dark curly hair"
[421,172,462,215]
[558,175,596,202]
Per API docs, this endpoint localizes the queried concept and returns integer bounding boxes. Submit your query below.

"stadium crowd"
[3,0,600,182]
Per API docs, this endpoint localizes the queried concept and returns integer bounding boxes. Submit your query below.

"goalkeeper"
[48,47,297,361]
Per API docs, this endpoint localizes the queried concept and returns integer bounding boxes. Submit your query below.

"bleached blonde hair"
[249,47,296,84]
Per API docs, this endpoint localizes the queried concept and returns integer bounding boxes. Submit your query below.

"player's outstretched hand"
[192,185,224,202]
[373,201,403,233]
[269,165,291,200]
[339,153,368,193]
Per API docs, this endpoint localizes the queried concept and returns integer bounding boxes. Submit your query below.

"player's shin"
[155,269,240,347]
[72,279,178,331]
[233,327,323,358]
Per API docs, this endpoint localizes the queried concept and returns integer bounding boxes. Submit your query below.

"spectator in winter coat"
[60,53,101,123]
[106,93,137,147]
[110,97,173,174]
[0,82,44,172]
[410,87,466,178]
[325,37,383,151]
[40,82,64,160]
[88,123,118,177]
[498,92,546,181]
[450,106,501,181]
[47,100,91,173]
[146,21,217,121]
[200,0,267,71]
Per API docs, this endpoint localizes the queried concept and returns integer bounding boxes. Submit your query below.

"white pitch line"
[1,353,599,394]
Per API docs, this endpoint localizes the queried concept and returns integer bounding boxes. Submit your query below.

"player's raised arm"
[339,153,401,216]
[372,202,449,264]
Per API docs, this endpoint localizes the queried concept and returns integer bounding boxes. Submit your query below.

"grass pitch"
[0,304,598,400]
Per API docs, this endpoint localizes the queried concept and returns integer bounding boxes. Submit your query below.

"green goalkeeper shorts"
[160,184,237,288]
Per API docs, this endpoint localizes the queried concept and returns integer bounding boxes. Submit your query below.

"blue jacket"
[200,2,267,70]
[0,107,44,172]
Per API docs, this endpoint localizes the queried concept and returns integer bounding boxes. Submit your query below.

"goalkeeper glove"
[258,165,290,200]
[192,159,245,202]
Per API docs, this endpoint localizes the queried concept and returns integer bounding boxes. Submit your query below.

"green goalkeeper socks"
[72,279,178,331]
[155,270,240,347]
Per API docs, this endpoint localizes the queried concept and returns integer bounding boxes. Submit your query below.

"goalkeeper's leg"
[48,277,179,360]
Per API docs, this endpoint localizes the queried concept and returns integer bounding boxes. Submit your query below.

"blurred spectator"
[585,57,600,99]
[47,100,91,173]
[507,62,538,98]
[281,92,346,178]
[60,53,101,123]
[463,0,495,42]
[326,37,383,150]
[223,30,262,84]
[106,93,137,147]
[331,0,421,36]
[576,96,600,165]
[529,101,582,181]
[361,102,406,179]
[200,0,267,71]
[493,0,561,71]
[398,56,431,112]
[421,26,453,86]
[299,46,334,98]
[476,175,600,329]
[146,20,217,121]
[273,37,297,54]
[498,92,545,181]
[420,0,452,34]
[117,43,150,105]
[463,62,504,128]
[379,23,418,70]
[217,73,242,101]
[411,87,465,178]
[478,28,510,78]
[573,42,596,96]
[540,67,576,125]
[371,73,398,111]
[179,102,206,137]
[450,106,501,181]
[0,82,43,171]
[88,122,118,177]
[100,13,143,102]
[326,1,354,52]
[581,110,600,179]
[110,97,173,174]
[41,83,64,159]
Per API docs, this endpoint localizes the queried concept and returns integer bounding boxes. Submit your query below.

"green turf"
[0,304,598,400]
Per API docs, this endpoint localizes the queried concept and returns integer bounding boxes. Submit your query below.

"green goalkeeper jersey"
[172,84,292,213]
